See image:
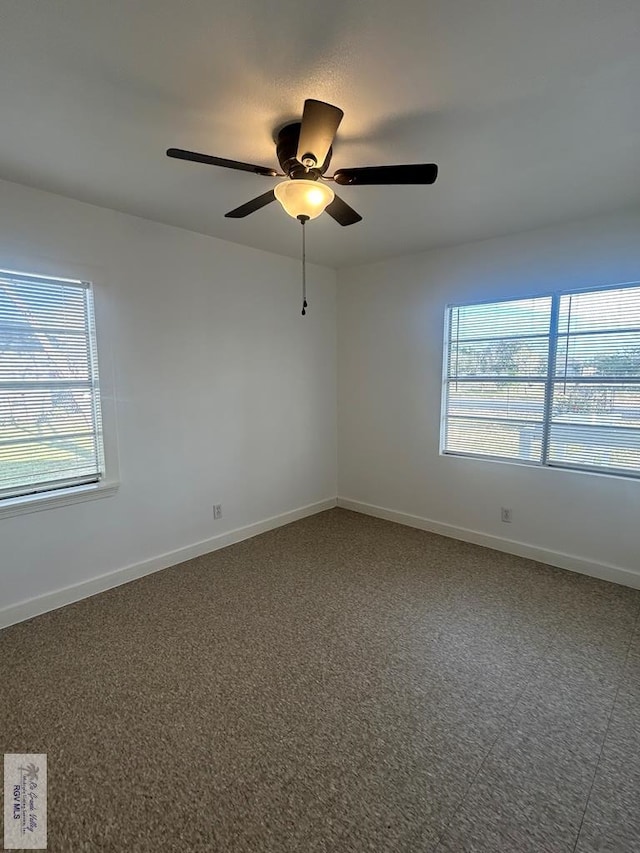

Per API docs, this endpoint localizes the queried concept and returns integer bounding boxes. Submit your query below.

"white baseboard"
[0,498,337,630]
[337,497,640,591]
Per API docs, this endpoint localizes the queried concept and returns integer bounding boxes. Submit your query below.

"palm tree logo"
[19,763,39,781]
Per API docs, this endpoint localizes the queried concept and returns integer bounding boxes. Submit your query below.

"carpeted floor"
[1,508,639,852]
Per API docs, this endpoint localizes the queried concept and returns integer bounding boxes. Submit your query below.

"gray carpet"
[1,508,639,852]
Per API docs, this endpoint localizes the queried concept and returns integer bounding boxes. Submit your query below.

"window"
[442,283,640,478]
[0,269,105,501]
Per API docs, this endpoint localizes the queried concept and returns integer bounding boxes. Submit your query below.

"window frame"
[0,262,119,518]
[440,280,640,481]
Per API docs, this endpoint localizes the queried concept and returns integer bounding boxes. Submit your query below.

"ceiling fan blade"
[225,190,276,218]
[296,100,344,169]
[167,148,279,177]
[324,194,363,227]
[333,164,438,186]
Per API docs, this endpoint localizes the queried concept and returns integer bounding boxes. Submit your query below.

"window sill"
[0,481,119,520]
[440,450,640,482]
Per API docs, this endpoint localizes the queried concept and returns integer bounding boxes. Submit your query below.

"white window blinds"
[0,270,105,500]
[550,287,640,475]
[443,284,640,478]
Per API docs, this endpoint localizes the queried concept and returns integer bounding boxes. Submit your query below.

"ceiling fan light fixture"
[274,179,334,220]
[168,98,438,230]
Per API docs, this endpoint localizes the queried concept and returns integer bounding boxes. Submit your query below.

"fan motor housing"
[276,122,332,181]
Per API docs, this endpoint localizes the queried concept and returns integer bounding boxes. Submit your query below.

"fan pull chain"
[298,215,309,316]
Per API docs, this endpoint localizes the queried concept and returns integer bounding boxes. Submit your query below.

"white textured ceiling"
[1,0,639,267]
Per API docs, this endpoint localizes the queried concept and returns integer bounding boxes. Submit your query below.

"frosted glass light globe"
[274,180,334,220]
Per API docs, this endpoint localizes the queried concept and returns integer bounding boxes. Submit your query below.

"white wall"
[0,179,337,622]
[338,210,640,585]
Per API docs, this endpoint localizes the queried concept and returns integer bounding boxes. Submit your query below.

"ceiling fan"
[166,99,438,226]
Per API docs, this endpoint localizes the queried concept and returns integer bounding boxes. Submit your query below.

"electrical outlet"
[213,504,222,520]
[501,507,512,523]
